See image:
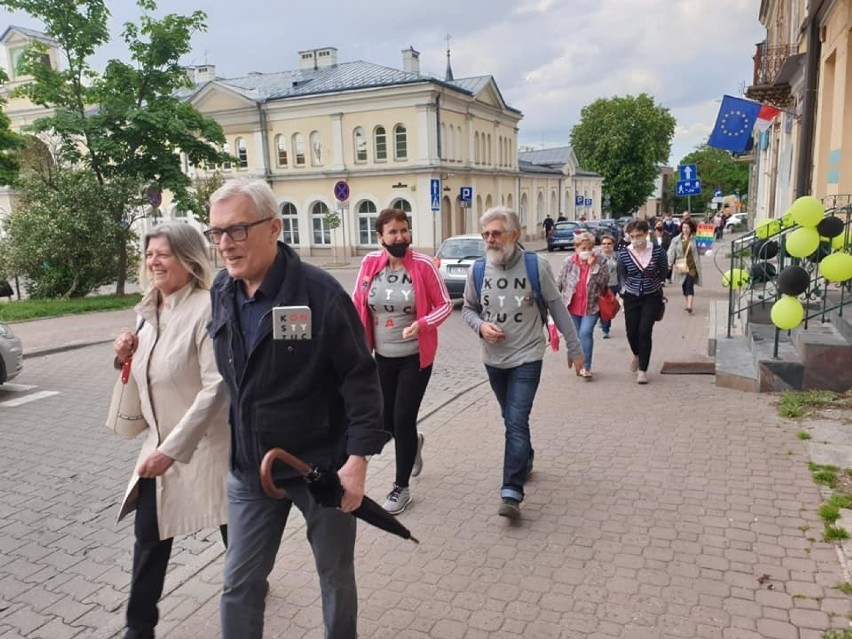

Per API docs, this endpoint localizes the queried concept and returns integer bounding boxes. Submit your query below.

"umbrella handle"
[260,448,313,499]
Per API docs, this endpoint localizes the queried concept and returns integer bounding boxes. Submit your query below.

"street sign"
[575,194,584,206]
[430,178,440,211]
[584,198,592,207]
[679,164,697,182]
[460,187,472,203]
[676,179,702,196]
[713,188,723,198]
[333,180,350,202]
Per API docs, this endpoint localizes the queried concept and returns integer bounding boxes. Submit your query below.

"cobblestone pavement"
[1,247,850,638]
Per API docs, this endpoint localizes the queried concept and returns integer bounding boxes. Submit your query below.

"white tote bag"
[106,357,147,438]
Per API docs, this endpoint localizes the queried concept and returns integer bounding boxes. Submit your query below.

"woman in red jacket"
[352,208,453,514]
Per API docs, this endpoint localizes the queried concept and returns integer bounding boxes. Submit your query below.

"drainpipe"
[257,100,272,180]
[795,0,826,197]
[435,94,442,162]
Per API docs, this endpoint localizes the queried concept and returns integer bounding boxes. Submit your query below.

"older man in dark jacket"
[207,179,387,639]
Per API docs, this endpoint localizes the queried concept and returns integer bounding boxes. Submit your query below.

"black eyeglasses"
[204,218,272,244]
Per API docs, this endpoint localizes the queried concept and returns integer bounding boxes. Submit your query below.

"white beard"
[485,243,516,266]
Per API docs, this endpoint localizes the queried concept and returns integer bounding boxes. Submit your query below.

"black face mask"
[383,242,409,258]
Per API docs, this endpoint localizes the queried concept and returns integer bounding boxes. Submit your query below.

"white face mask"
[578,250,591,260]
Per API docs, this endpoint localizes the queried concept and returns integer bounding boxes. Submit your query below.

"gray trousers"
[220,472,358,639]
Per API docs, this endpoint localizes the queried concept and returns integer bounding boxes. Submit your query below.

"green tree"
[0,167,138,298]
[1,0,230,294]
[670,145,750,214]
[185,171,226,226]
[0,69,25,186]
[570,94,676,217]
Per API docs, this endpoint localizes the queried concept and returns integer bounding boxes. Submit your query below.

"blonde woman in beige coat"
[113,224,229,639]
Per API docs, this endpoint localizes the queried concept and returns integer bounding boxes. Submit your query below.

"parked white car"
[433,234,486,299]
[0,321,23,384]
[726,213,749,233]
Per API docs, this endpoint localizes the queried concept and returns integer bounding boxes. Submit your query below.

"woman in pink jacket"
[353,208,452,514]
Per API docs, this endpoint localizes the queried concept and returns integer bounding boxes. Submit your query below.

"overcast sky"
[0,0,765,167]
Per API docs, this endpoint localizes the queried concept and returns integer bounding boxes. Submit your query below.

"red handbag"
[598,288,621,322]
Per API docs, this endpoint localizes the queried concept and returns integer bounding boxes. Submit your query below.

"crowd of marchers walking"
[109,179,707,639]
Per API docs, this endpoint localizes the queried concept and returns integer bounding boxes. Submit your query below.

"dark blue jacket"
[209,243,388,483]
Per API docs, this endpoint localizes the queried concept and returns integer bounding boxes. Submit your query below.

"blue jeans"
[600,285,619,333]
[220,473,357,639]
[570,313,599,370]
[485,360,542,502]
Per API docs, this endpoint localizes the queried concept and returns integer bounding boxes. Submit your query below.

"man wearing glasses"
[462,207,584,521]
[205,179,388,639]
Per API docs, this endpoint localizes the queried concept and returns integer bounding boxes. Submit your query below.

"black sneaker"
[498,497,520,520]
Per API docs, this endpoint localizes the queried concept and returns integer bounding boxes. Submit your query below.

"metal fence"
[725,198,852,358]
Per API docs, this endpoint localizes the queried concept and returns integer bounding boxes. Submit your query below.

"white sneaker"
[410,432,425,477]
[637,371,649,384]
[382,485,411,515]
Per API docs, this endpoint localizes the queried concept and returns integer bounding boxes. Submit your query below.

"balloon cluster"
[767,196,852,331]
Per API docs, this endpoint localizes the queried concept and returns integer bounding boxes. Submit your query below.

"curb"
[23,339,113,360]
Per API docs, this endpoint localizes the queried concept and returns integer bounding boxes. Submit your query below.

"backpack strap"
[523,251,548,325]
[473,257,486,313]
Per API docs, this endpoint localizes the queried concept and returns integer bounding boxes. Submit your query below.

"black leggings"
[375,353,432,488]
[622,293,663,373]
[682,274,696,297]
[126,478,227,638]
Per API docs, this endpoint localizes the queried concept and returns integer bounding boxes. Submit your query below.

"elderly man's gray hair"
[480,206,521,233]
[209,178,279,220]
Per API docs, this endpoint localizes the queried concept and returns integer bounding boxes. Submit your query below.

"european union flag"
[708,95,760,153]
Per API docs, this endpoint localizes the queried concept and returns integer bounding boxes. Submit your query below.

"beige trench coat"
[117,284,230,540]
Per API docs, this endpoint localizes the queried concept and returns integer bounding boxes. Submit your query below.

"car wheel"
[547,246,554,252]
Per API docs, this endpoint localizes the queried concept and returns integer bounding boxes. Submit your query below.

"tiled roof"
[518,146,573,167]
[518,159,563,175]
[219,61,460,101]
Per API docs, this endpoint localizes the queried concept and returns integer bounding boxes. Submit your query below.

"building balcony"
[745,42,800,107]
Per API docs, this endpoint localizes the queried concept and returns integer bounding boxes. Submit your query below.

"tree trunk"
[115,234,127,296]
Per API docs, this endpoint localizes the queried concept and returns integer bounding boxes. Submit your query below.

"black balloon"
[777,265,810,296]
[807,241,833,264]
[753,239,779,260]
[750,262,777,283]
[816,216,845,239]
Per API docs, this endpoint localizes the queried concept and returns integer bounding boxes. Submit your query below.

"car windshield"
[438,238,485,259]
[554,223,578,232]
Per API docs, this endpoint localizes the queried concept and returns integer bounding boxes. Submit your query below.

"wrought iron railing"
[751,42,798,86]
[725,198,852,358]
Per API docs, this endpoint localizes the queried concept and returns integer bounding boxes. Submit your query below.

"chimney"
[402,47,420,74]
[186,64,216,84]
[298,47,338,71]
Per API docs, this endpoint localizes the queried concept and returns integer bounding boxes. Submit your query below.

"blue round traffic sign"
[333,180,350,202]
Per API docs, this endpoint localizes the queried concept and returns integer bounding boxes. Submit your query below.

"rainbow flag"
[696,223,715,250]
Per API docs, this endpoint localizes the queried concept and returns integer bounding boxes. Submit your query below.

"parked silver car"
[0,321,23,384]
[433,234,486,299]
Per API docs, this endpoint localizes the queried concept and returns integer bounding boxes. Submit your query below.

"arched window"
[393,124,407,160]
[389,198,412,228]
[474,132,480,164]
[280,202,299,244]
[292,133,306,167]
[354,127,367,162]
[498,136,503,167]
[311,201,332,245]
[235,137,248,169]
[222,142,232,171]
[357,200,378,246]
[487,134,492,165]
[310,131,322,166]
[456,126,462,161]
[374,126,387,161]
[440,123,447,160]
[275,135,287,167]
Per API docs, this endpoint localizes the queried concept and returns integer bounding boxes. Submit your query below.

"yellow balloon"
[786,227,820,258]
[755,218,781,239]
[819,252,852,283]
[780,211,796,228]
[790,195,824,227]
[722,268,749,289]
[831,232,849,251]
[771,295,804,330]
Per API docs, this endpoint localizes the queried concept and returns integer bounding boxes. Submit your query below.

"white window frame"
[280,202,299,244]
[311,201,332,245]
[393,124,407,161]
[356,200,378,246]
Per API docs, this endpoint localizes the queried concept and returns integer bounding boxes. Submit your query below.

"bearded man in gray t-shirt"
[462,207,585,521]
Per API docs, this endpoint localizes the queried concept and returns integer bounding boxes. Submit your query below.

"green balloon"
[790,195,825,227]
[819,252,852,283]
[786,227,820,258]
[831,232,849,251]
[771,295,804,330]
[722,268,749,289]
[755,218,781,239]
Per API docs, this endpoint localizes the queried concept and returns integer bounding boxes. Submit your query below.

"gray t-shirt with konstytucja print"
[369,265,419,358]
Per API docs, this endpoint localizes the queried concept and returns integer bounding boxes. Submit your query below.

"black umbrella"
[260,448,419,544]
